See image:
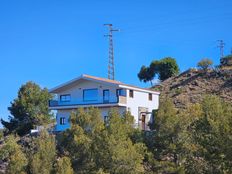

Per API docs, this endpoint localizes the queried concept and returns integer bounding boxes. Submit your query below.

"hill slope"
[152,68,232,108]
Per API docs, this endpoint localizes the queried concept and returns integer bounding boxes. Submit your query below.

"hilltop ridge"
[152,68,232,108]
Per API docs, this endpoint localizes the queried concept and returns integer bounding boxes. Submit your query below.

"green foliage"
[155,57,180,81]
[138,65,155,85]
[149,98,186,173]
[54,156,74,174]
[1,90,231,174]
[197,58,213,70]
[58,108,145,174]
[141,95,232,173]
[138,57,179,84]
[0,135,28,174]
[185,95,232,173]
[29,130,56,174]
[1,81,53,136]
[0,129,3,140]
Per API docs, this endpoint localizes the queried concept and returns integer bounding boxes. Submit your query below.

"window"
[129,90,134,98]
[60,94,71,102]
[103,90,110,103]
[83,89,98,101]
[60,117,65,125]
[148,93,152,101]
[116,89,126,96]
[104,116,109,123]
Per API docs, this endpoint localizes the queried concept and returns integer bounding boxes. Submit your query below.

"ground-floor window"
[104,116,109,123]
[60,117,65,125]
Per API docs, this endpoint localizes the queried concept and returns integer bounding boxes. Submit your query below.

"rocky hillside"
[152,68,232,108]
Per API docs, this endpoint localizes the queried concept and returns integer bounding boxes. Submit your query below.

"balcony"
[49,96,127,108]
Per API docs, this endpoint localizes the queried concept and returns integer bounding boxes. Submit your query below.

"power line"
[104,24,119,80]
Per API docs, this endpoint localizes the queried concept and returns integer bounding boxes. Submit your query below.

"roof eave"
[118,84,160,95]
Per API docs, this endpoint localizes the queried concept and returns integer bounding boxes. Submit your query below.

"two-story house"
[49,74,160,131]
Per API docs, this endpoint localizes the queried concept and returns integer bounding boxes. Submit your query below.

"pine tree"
[29,130,56,174]
[1,81,53,136]
[54,156,74,174]
[0,135,28,174]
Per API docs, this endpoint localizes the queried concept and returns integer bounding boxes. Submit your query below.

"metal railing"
[49,96,126,107]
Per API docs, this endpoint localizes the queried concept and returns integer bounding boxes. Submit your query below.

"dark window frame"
[148,93,152,101]
[60,117,65,125]
[60,94,71,102]
[83,88,98,101]
[129,90,134,98]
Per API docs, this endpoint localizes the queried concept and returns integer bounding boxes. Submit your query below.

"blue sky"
[0,0,232,126]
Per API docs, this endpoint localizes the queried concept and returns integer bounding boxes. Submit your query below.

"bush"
[197,58,213,70]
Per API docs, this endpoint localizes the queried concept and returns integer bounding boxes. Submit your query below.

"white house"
[49,74,160,131]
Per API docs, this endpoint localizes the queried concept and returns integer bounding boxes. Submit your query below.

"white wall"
[57,80,119,103]
[126,89,159,124]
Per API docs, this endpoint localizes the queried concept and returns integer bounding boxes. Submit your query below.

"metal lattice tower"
[217,40,225,61]
[104,24,119,80]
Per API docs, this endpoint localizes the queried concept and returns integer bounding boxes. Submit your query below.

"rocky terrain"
[152,68,232,108]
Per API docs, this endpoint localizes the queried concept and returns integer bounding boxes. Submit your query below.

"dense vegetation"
[1,93,231,173]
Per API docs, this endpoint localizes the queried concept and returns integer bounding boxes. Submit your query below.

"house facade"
[49,74,160,131]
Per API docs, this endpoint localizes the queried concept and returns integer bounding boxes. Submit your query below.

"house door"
[103,90,109,103]
[141,114,146,130]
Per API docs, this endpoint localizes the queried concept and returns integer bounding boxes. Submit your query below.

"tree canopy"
[1,81,53,136]
[197,58,213,71]
[58,108,145,174]
[138,57,179,84]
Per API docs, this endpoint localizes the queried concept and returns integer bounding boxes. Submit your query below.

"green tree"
[138,57,179,84]
[105,110,145,174]
[186,95,232,173]
[1,81,53,136]
[157,57,179,81]
[29,130,56,174]
[138,65,155,86]
[54,156,74,174]
[150,98,185,173]
[0,135,28,174]
[197,58,213,71]
[58,108,102,173]
[58,108,145,174]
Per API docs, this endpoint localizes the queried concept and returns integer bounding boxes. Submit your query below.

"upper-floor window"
[83,89,98,101]
[148,93,152,101]
[116,89,126,96]
[60,94,71,102]
[129,90,134,98]
[60,117,65,125]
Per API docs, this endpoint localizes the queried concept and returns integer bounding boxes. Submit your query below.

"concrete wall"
[57,80,120,104]
[126,89,159,124]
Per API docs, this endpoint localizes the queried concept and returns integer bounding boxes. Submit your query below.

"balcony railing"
[49,96,127,107]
